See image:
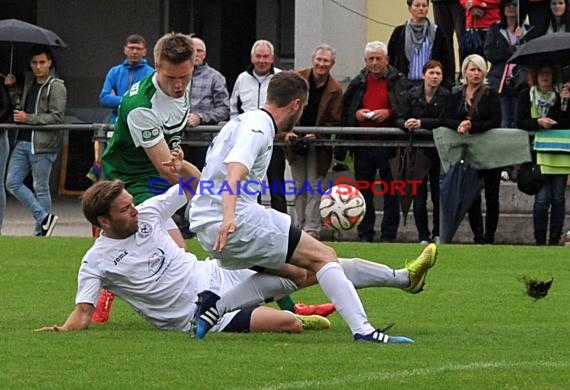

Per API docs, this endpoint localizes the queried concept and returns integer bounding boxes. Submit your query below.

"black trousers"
[353,146,400,241]
[468,168,501,244]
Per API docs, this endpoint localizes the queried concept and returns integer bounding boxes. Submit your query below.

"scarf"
[404,19,436,62]
[529,86,557,119]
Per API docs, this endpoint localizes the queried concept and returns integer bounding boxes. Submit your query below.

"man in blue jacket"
[99,34,154,124]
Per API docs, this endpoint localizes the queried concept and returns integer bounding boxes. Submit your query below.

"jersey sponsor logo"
[113,249,129,266]
[142,128,161,142]
[147,248,166,277]
[129,82,141,96]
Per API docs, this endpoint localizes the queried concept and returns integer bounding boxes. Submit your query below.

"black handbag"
[517,161,545,195]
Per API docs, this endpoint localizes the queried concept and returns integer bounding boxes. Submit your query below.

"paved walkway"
[2,195,92,237]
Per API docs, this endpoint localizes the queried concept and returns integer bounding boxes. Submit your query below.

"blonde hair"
[460,54,488,84]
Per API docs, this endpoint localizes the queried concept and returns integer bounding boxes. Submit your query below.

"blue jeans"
[0,130,8,229]
[6,141,57,233]
[533,174,567,235]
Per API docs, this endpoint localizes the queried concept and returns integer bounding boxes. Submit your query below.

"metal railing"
[1,123,436,149]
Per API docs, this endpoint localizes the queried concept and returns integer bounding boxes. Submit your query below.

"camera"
[290,135,311,156]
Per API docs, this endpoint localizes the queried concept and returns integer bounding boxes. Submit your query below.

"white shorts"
[203,259,257,332]
[196,204,291,271]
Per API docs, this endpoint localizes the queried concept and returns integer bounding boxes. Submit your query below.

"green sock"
[276,295,296,311]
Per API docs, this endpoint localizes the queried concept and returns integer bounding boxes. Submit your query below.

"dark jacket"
[342,65,409,128]
[286,68,343,176]
[387,23,455,88]
[0,83,10,123]
[516,87,570,130]
[483,22,536,91]
[443,85,502,133]
[396,84,450,130]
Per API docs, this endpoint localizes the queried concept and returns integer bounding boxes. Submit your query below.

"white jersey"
[75,186,211,331]
[189,109,276,229]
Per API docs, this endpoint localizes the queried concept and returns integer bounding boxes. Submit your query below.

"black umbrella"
[439,148,481,243]
[0,19,67,73]
[508,32,570,66]
[390,134,432,224]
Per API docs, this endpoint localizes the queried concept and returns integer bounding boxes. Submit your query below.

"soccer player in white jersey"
[35,156,331,334]
[189,71,438,343]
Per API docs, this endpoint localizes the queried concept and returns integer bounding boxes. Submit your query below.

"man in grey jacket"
[4,45,66,236]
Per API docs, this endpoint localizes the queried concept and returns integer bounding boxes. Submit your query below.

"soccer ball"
[320,185,366,231]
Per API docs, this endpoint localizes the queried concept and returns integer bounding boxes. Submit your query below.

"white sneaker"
[433,236,441,244]
[501,170,510,181]
[419,240,429,245]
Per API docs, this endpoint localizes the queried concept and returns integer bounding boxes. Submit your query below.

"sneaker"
[191,290,221,340]
[354,329,415,344]
[297,314,331,330]
[432,236,441,244]
[40,214,59,237]
[501,170,511,181]
[91,289,115,323]
[294,302,335,317]
[419,240,429,245]
[402,243,438,294]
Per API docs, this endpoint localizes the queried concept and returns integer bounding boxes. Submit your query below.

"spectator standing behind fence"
[484,0,536,129]
[229,40,287,214]
[459,0,501,60]
[286,44,343,240]
[339,41,409,243]
[397,60,450,244]
[443,54,502,244]
[516,63,570,245]
[432,0,466,74]
[0,82,11,236]
[99,34,154,124]
[183,36,229,170]
[388,0,455,88]
[4,46,66,237]
[541,0,570,34]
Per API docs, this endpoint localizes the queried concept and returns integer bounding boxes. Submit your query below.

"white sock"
[216,273,298,315]
[338,258,409,289]
[316,262,375,335]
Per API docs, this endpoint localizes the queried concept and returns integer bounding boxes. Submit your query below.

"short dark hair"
[423,59,443,74]
[81,180,125,227]
[29,45,53,61]
[126,34,147,47]
[266,71,308,107]
[153,32,194,66]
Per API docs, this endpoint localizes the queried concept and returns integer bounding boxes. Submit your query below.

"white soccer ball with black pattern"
[320,185,366,231]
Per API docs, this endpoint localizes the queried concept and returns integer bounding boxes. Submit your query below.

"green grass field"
[1,237,569,389]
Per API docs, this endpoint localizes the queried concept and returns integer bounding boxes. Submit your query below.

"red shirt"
[361,73,392,127]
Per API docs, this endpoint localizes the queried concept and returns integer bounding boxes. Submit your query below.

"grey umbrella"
[508,32,570,66]
[0,19,67,73]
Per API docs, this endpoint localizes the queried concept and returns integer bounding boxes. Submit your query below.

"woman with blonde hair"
[443,54,502,244]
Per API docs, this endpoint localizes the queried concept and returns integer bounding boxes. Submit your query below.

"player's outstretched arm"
[162,148,201,199]
[35,303,94,332]
[214,162,248,252]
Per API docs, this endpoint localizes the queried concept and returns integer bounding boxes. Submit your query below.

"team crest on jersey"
[142,128,161,142]
[138,221,152,238]
[147,248,166,277]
